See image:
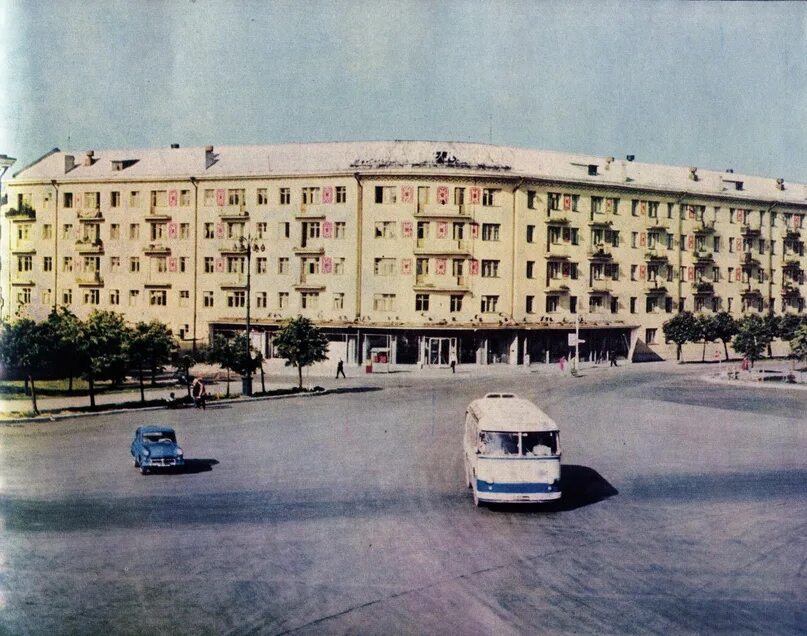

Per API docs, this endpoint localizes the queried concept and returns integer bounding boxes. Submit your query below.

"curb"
[701,374,807,392]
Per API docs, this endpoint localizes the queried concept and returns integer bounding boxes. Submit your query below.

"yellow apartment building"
[2,141,805,365]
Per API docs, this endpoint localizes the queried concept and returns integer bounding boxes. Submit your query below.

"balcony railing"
[4,204,36,220]
[78,208,103,221]
[587,246,612,260]
[413,239,471,255]
[692,281,714,295]
[693,251,714,263]
[589,279,612,293]
[415,203,469,217]
[693,221,716,235]
[143,242,170,255]
[545,208,571,224]
[77,272,104,286]
[76,238,104,254]
[740,224,762,237]
[545,243,572,259]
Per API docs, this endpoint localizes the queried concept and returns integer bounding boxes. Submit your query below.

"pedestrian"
[197,380,206,409]
[559,355,566,372]
[191,378,204,408]
[450,353,457,374]
[741,357,749,372]
[610,351,618,367]
[335,359,346,379]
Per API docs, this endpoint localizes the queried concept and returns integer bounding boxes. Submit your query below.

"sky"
[1,0,805,182]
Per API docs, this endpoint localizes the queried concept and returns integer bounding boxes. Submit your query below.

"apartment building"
[2,141,805,365]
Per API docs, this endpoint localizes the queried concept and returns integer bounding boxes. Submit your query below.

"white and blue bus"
[464,393,562,506]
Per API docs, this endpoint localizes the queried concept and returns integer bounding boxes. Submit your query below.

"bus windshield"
[479,431,558,456]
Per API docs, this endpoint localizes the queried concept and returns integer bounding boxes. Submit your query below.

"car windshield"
[479,431,558,456]
[143,432,176,444]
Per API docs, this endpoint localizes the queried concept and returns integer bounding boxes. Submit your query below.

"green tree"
[695,314,720,362]
[127,321,177,402]
[209,334,241,397]
[777,313,805,345]
[45,307,83,392]
[790,323,807,364]
[732,314,775,368]
[763,314,780,358]
[710,312,738,361]
[78,310,130,408]
[273,316,329,388]
[0,318,51,414]
[662,311,698,361]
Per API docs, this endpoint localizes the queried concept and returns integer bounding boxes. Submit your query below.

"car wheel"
[133,455,140,468]
[139,461,148,475]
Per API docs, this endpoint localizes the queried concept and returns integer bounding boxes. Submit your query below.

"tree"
[710,312,738,361]
[45,307,83,392]
[763,314,780,358]
[732,314,775,368]
[662,311,698,361]
[0,319,51,414]
[790,323,807,365]
[273,316,329,388]
[77,310,130,408]
[778,314,805,345]
[209,335,241,397]
[695,314,720,362]
[127,321,177,402]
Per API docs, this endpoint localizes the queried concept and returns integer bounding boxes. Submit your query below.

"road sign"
[568,334,586,346]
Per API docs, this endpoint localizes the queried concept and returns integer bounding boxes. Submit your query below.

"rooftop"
[9,140,807,205]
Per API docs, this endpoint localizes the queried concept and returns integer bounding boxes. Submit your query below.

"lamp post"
[237,234,264,396]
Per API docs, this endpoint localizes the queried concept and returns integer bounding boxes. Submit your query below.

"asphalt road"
[0,364,805,635]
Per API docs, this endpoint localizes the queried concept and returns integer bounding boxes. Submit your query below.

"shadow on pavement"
[176,458,219,474]
[489,464,618,513]
[327,386,383,395]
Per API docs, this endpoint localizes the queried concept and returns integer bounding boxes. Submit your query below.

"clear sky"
[1,0,805,181]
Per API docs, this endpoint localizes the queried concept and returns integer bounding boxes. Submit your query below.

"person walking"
[335,359,346,379]
[610,351,618,367]
[559,355,566,372]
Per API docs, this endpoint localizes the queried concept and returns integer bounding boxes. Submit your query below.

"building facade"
[2,141,805,365]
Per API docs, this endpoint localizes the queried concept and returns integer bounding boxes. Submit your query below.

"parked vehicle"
[131,426,184,474]
[463,393,561,506]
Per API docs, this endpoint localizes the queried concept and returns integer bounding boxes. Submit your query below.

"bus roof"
[467,393,559,433]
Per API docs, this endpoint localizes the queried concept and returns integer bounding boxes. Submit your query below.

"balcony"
[78,208,104,222]
[4,204,36,220]
[741,252,760,266]
[415,203,470,218]
[219,206,250,221]
[75,238,104,254]
[545,282,571,294]
[589,279,612,294]
[781,284,801,298]
[145,207,172,221]
[11,240,36,254]
[587,246,612,261]
[740,224,761,237]
[693,251,714,264]
[784,228,801,240]
[545,209,571,224]
[143,242,170,255]
[77,272,104,287]
[293,243,325,256]
[692,281,714,296]
[293,277,327,291]
[693,221,716,235]
[740,286,762,298]
[588,217,612,229]
[646,218,668,231]
[545,243,572,259]
[644,249,668,263]
[412,274,471,293]
[413,239,472,256]
[295,203,328,219]
[644,283,667,295]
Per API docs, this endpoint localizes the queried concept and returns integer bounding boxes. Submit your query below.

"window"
[526,295,535,314]
[416,258,429,276]
[450,295,463,312]
[150,223,166,241]
[452,222,464,240]
[111,191,121,208]
[227,290,246,308]
[62,289,73,305]
[62,257,73,272]
[179,257,188,273]
[257,188,268,205]
[335,186,347,204]
[128,290,139,306]
[62,223,73,239]
[180,223,190,239]
[279,222,290,238]
[526,261,535,278]
[278,292,289,308]
[109,290,120,305]
[256,292,267,308]
[180,190,190,207]
[481,260,499,278]
[303,257,320,275]
[203,291,214,307]
[482,223,500,241]
[226,256,245,273]
[570,296,577,313]
[17,224,31,241]
[527,190,538,209]
[151,190,167,207]
[454,187,465,206]
[256,257,267,274]
[204,257,214,273]
[334,258,345,275]
[415,294,430,311]
[256,222,267,238]
[278,257,289,274]
[42,224,52,240]
[374,186,397,204]
[279,188,291,205]
[129,191,140,207]
[110,256,121,272]
[546,296,559,312]
[63,192,74,208]
[645,328,657,344]
[374,258,396,276]
[130,257,140,273]
[302,187,320,205]
[179,290,190,307]
[591,197,603,215]
[333,293,344,310]
[481,295,499,313]
[482,188,499,206]
[204,223,214,239]
[417,221,429,240]
[226,222,244,240]
[630,297,637,313]
[548,192,561,210]
[334,221,346,238]
[17,255,33,271]
[129,224,140,240]
[374,221,396,238]
[43,256,53,272]
[228,189,245,206]
[526,225,535,243]
[149,290,167,306]
[373,293,396,311]
[304,222,321,239]
[300,291,319,309]
[631,232,638,248]
[83,256,100,273]
[109,224,119,240]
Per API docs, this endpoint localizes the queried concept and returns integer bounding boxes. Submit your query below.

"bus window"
[479,432,520,456]
[522,431,558,456]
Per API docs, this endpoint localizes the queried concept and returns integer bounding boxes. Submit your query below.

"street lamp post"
[238,234,264,396]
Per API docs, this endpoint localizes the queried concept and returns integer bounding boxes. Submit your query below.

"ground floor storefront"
[210,322,641,367]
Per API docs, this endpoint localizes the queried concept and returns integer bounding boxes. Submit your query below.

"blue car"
[131,426,184,474]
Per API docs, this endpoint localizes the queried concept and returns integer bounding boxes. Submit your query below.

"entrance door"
[427,337,456,366]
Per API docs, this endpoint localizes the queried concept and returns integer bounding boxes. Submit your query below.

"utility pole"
[238,234,264,395]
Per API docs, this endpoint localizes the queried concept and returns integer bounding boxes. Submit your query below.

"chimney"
[170,143,180,149]
[83,150,95,167]
[64,154,76,173]
[776,178,785,191]
[626,154,635,162]
[205,145,216,170]
[688,166,698,181]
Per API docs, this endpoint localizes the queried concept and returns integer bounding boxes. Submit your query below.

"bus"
[463,393,562,506]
